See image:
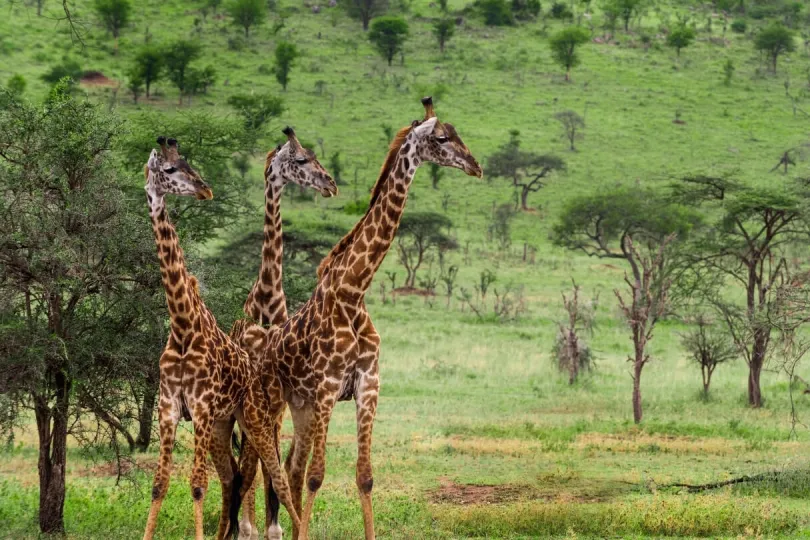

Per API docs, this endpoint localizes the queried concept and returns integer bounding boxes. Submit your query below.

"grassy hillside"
[2,0,810,537]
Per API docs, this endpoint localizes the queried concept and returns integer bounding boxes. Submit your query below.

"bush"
[41,59,83,85]
[550,1,573,19]
[512,0,541,19]
[479,0,514,25]
[730,19,746,33]
[7,74,26,96]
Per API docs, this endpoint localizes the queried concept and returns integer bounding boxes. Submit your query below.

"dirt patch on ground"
[429,477,531,505]
[393,286,435,297]
[77,457,158,478]
[80,71,118,87]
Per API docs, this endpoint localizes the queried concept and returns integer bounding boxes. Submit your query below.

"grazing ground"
[2,0,810,537]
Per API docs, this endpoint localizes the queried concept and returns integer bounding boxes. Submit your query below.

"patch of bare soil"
[429,477,530,505]
[80,71,118,87]
[78,457,158,478]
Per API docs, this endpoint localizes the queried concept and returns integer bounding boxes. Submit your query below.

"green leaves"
[549,26,590,79]
[368,16,409,66]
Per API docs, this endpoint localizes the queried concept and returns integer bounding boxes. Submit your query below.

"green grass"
[3,0,810,537]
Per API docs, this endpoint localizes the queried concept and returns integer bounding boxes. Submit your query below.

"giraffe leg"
[237,396,301,537]
[211,418,238,540]
[190,410,215,540]
[299,402,335,540]
[143,392,181,540]
[263,412,286,540]
[355,371,380,540]
[240,437,260,540]
[286,405,314,540]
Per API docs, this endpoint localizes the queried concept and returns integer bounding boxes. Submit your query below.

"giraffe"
[233,97,482,540]
[234,127,337,540]
[141,137,299,540]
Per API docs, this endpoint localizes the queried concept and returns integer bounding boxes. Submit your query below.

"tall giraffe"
[235,128,337,540]
[141,137,299,540]
[234,98,482,539]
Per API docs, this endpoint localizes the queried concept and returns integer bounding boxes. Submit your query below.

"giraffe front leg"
[143,394,181,540]
[286,405,314,540]
[355,370,380,540]
[211,418,238,540]
[191,409,215,540]
[299,401,335,540]
[239,435,260,540]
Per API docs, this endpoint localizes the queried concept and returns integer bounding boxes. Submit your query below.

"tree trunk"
[35,371,70,534]
[632,357,643,424]
[245,26,249,38]
[520,187,530,210]
[363,15,370,30]
[146,81,151,99]
[135,379,158,451]
[567,331,578,385]
[748,333,767,407]
[565,67,571,81]
[440,39,445,53]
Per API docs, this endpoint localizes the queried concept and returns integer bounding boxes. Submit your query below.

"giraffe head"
[409,97,483,178]
[145,136,214,200]
[266,127,337,197]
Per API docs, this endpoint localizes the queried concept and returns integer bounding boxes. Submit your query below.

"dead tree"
[555,280,598,384]
[680,315,737,397]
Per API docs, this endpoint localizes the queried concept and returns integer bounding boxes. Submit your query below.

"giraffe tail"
[225,469,244,540]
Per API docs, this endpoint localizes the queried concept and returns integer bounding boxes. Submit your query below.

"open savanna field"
[2,0,810,537]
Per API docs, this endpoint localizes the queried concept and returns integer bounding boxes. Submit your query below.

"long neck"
[147,187,200,342]
[244,178,287,326]
[334,144,420,296]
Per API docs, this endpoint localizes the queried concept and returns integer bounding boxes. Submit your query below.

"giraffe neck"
[244,178,287,326]
[146,185,200,341]
[334,142,421,296]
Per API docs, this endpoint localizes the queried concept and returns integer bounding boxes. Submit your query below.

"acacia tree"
[227,0,265,37]
[369,16,409,66]
[667,23,695,58]
[549,26,590,81]
[165,40,202,105]
[681,315,737,398]
[396,212,456,288]
[93,0,131,53]
[673,175,810,407]
[554,110,585,151]
[755,23,795,72]
[346,0,389,30]
[274,41,299,90]
[487,130,566,210]
[433,18,455,53]
[604,0,644,31]
[0,82,163,533]
[133,46,163,98]
[553,188,700,423]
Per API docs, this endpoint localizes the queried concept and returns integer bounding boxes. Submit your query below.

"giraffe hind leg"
[143,395,181,540]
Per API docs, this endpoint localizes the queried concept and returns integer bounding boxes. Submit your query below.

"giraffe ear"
[413,117,438,138]
[147,149,161,172]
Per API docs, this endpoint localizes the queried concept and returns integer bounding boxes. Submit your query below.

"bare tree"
[680,315,737,398]
[555,280,598,384]
[554,110,585,151]
[615,235,676,423]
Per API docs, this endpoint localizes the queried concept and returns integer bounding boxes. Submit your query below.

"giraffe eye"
[295,157,308,164]
[436,136,449,144]
[164,167,177,174]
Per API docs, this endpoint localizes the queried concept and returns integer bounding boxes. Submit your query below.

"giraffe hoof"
[237,519,255,540]
[265,523,282,540]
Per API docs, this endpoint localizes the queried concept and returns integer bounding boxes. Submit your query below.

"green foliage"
[730,18,746,33]
[126,66,144,103]
[344,0,390,30]
[273,41,299,90]
[512,0,541,19]
[479,0,514,26]
[226,92,284,132]
[666,24,696,58]
[132,46,163,98]
[433,18,455,53]
[754,23,795,72]
[6,74,25,97]
[93,0,132,40]
[368,16,409,66]
[603,0,644,31]
[550,1,573,20]
[549,26,590,79]
[397,212,457,287]
[723,58,735,85]
[41,59,82,85]
[329,151,344,185]
[227,0,265,37]
[164,40,202,101]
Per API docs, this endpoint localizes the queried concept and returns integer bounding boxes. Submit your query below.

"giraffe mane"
[263,147,279,178]
[316,124,414,279]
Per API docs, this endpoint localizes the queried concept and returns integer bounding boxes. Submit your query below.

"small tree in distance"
[681,315,737,398]
[227,93,284,131]
[133,46,163,98]
[554,110,585,151]
[554,280,598,384]
[93,0,131,54]
[433,18,455,53]
[666,23,696,58]
[487,130,566,210]
[345,0,389,30]
[227,0,265,37]
[549,26,590,81]
[369,16,410,66]
[274,41,299,90]
[127,67,144,104]
[755,23,795,72]
[397,212,457,288]
[165,40,202,105]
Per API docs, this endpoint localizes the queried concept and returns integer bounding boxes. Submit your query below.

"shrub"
[7,74,26,96]
[730,19,746,33]
[479,0,514,25]
[550,1,573,19]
